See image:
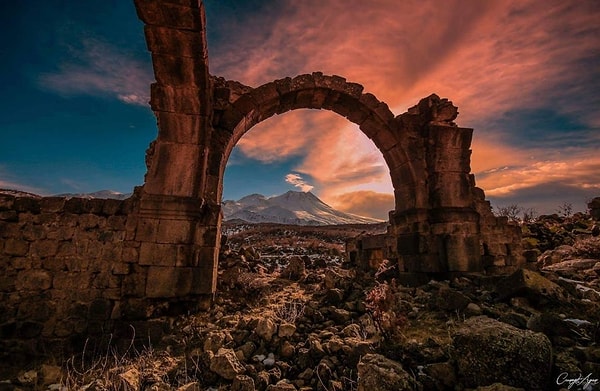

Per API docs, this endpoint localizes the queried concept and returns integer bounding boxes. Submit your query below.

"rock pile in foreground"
[2,220,600,390]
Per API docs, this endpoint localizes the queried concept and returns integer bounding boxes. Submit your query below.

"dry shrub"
[62,331,184,390]
[364,280,407,341]
[274,300,306,324]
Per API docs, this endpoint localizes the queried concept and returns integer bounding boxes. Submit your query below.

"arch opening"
[220,108,396,222]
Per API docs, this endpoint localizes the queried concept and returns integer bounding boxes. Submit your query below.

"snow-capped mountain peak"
[222,191,382,225]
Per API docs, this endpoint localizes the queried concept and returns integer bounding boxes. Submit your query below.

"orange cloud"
[212,0,599,206]
[329,190,394,220]
[236,109,342,162]
[475,148,600,197]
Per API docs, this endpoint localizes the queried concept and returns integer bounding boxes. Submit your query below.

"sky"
[1,1,599,219]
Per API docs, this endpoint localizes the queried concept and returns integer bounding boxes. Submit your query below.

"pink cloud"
[212,0,599,203]
[38,38,153,106]
[329,190,394,220]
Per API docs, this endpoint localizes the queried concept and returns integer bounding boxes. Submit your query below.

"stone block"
[16,269,52,291]
[21,224,46,241]
[14,197,41,213]
[151,53,208,87]
[157,219,192,244]
[64,255,90,272]
[89,298,113,320]
[139,242,177,266]
[0,210,18,222]
[101,242,123,262]
[191,262,217,294]
[122,246,139,263]
[31,240,59,258]
[122,268,147,297]
[135,218,159,242]
[0,274,17,292]
[101,199,122,215]
[4,239,29,256]
[64,198,90,214]
[11,256,32,270]
[150,83,206,115]
[429,172,473,208]
[146,266,192,297]
[194,225,219,247]
[53,272,90,290]
[135,0,202,30]
[39,197,66,213]
[79,214,102,229]
[428,124,473,150]
[144,25,206,58]
[111,262,130,275]
[87,199,106,214]
[106,215,127,230]
[143,142,203,196]
[0,195,15,211]
[156,111,206,143]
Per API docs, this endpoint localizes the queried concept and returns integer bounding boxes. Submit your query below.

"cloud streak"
[330,190,394,220]
[209,0,600,216]
[285,173,314,192]
[38,38,153,106]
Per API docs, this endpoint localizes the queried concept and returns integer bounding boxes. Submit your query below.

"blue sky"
[1,1,599,218]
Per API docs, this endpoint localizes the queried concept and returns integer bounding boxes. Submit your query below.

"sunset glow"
[1,1,598,218]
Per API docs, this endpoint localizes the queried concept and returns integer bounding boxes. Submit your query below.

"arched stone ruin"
[0,0,523,363]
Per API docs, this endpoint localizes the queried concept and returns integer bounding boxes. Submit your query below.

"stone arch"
[132,0,525,302]
[208,72,414,207]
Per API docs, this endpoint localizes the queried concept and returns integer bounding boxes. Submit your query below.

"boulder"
[210,348,246,380]
[266,380,296,390]
[278,322,296,338]
[256,318,277,342]
[452,316,552,390]
[588,197,600,221]
[282,256,305,280]
[495,268,567,304]
[537,245,576,267]
[357,353,417,390]
[433,287,471,311]
[232,374,256,391]
[177,383,201,391]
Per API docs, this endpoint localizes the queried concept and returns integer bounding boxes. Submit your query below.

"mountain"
[0,189,41,198]
[55,190,132,200]
[222,190,383,225]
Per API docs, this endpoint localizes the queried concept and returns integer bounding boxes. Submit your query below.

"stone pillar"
[389,95,484,273]
[133,0,218,300]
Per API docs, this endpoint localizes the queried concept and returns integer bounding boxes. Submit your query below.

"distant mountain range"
[0,189,131,200]
[222,191,382,225]
[1,188,382,226]
[55,190,132,200]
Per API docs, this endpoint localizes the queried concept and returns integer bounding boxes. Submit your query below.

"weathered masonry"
[0,0,523,362]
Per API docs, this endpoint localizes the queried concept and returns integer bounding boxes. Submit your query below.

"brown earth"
[2,218,599,390]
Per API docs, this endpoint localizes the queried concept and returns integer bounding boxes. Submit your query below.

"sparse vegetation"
[4,208,600,390]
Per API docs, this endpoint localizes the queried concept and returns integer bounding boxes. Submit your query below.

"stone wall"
[0,191,210,366]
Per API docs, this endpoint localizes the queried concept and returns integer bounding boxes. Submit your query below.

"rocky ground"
[2,215,600,391]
